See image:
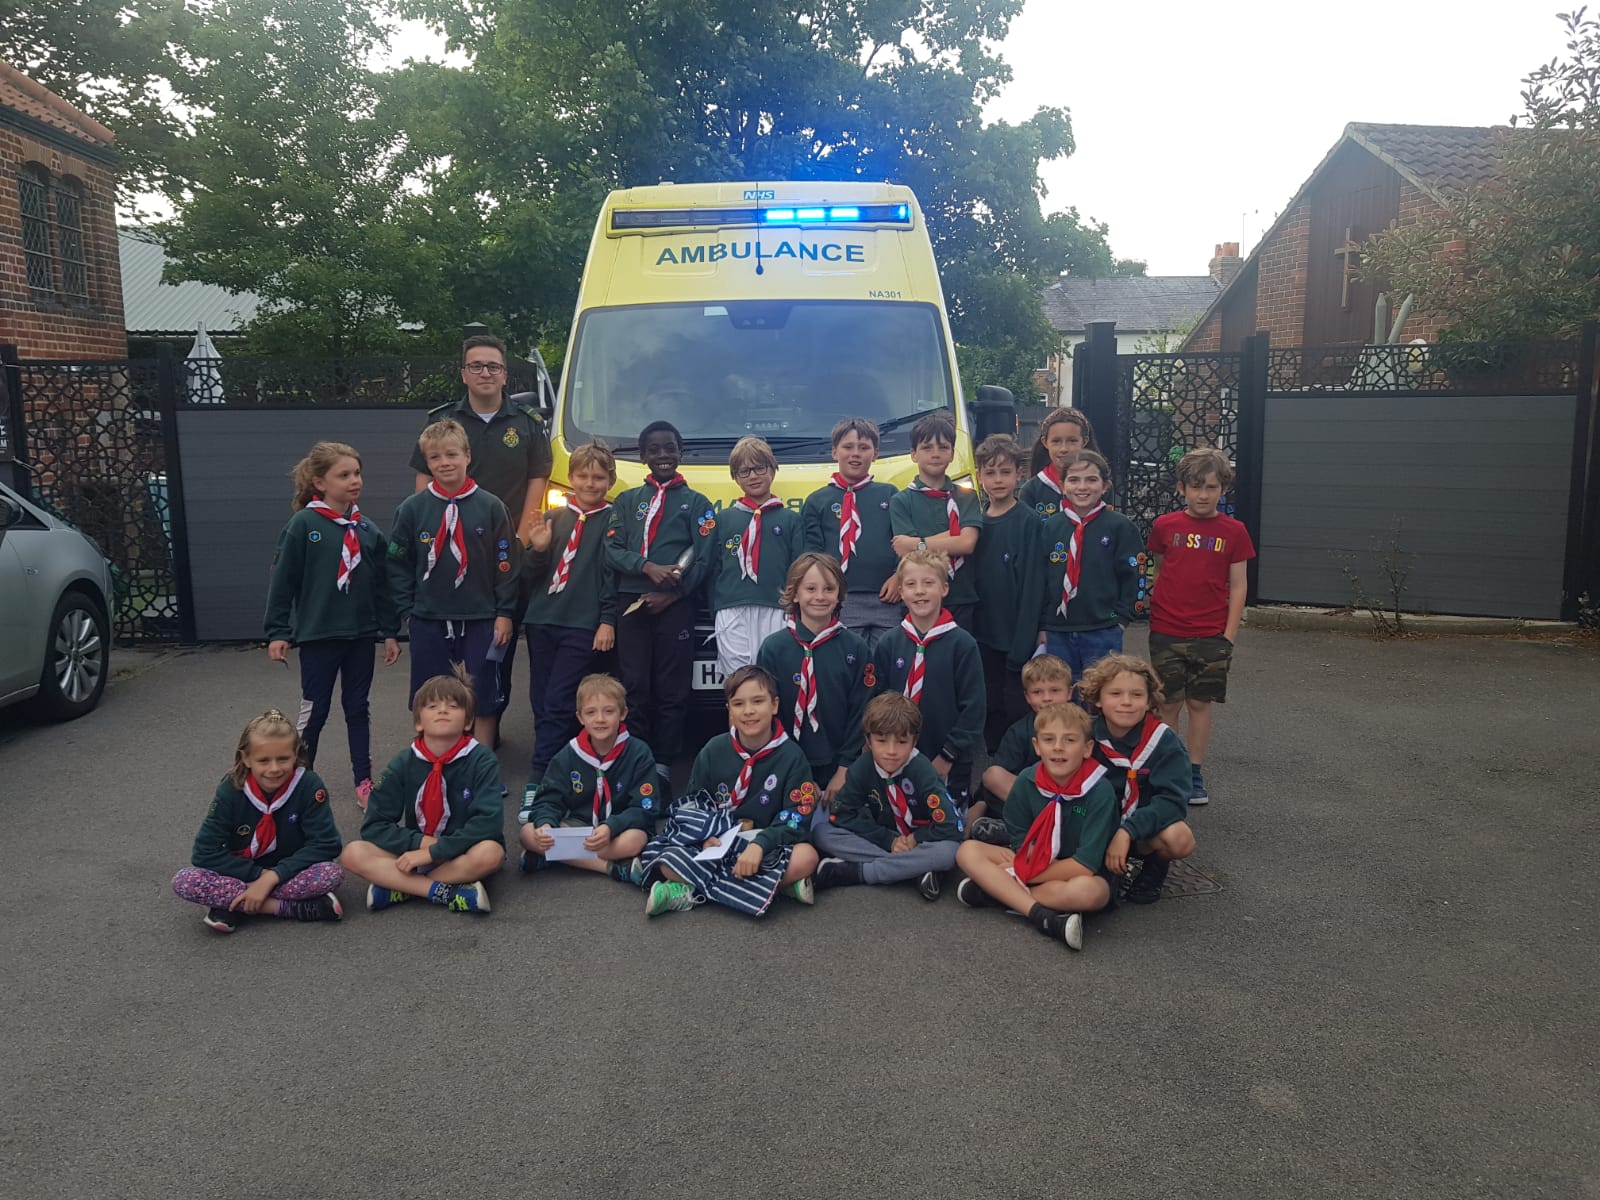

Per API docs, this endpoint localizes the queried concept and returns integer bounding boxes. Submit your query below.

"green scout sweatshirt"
[755,622,870,775]
[386,489,520,622]
[685,732,817,852]
[709,502,801,611]
[801,479,900,594]
[1091,715,1192,843]
[190,769,342,884]
[1003,769,1118,870]
[972,502,1049,670]
[1036,508,1142,633]
[888,481,985,607]
[519,734,661,835]
[264,507,399,644]
[522,506,619,631]
[870,623,986,764]
[994,712,1038,775]
[361,742,506,863]
[830,749,961,850]
[605,478,717,598]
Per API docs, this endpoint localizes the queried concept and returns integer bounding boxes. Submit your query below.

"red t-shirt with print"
[1146,511,1255,638]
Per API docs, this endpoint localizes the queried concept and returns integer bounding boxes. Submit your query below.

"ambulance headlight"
[544,486,568,510]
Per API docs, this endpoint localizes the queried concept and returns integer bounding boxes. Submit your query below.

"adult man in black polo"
[411,334,552,743]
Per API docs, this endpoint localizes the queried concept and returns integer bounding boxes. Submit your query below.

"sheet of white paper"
[692,829,757,861]
[545,825,597,861]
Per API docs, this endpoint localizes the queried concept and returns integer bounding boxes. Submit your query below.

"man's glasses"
[463,362,507,376]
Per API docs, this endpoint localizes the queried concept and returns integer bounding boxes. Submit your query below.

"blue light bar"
[754,203,913,226]
[763,208,795,222]
[796,207,827,221]
[828,206,860,220]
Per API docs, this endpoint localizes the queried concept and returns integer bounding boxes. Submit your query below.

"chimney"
[1209,241,1242,288]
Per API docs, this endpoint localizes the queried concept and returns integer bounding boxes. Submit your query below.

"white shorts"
[715,606,788,675]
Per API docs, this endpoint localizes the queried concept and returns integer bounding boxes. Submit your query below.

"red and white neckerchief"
[548,500,612,594]
[729,721,789,805]
[1095,714,1169,820]
[910,480,965,574]
[1011,758,1108,884]
[735,495,784,582]
[1034,464,1065,496]
[640,473,686,557]
[572,726,630,823]
[1057,501,1106,616]
[412,734,477,836]
[788,616,845,732]
[831,473,872,572]
[424,479,479,588]
[900,609,959,704]
[238,766,306,859]
[305,500,363,592]
[875,751,923,836]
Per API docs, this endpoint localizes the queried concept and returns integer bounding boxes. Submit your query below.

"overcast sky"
[387,1,1567,274]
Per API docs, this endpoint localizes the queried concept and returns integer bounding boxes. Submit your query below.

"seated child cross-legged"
[171,710,345,934]
[517,673,658,881]
[812,693,961,902]
[638,666,821,918]
[972,653,1073,827]
[341,668,506,914]
[1080,653,1197,905]
[955,703,1118,952]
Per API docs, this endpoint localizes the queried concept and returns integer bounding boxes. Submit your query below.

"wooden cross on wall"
[1333,227,1362,310]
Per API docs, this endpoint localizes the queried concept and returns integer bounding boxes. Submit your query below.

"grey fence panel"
[176,408,431,641]
[1257,394,1576,619]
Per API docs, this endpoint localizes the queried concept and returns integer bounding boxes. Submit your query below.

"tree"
[1360,9,1600,342]
[1113,258,1149,276]
[401,0,1116,392]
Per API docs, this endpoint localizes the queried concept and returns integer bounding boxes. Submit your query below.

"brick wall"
[1187,313,1222,351]
[1386,180,1452,343]
[1254,203,1311,347]
[0,121,127,360]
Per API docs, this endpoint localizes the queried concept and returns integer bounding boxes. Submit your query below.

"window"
[53,178,87,302]
[18,165,53,293]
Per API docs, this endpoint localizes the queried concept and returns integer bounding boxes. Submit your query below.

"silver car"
[0,481,113,719]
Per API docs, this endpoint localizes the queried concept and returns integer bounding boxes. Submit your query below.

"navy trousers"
[296,638,376,786]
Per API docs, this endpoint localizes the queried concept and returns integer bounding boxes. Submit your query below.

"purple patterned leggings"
[172,862,344,909]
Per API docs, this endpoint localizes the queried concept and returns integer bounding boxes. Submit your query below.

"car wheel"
[35,590,109,721]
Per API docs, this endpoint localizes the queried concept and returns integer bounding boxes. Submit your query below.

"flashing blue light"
[795,207,827,221]
[764,208,795,222]
[828,206,860,220]
[896,204,909,219]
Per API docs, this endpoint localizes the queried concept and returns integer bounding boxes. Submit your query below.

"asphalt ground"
[1,628,1598,1199]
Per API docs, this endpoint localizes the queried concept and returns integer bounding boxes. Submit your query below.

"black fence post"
[0,344,24,493]
[156,344,199,644]
[1069,343,1087,412]
[1563,320,1599,621]
[1080,320,1120,476]
[1234,330,1270,603]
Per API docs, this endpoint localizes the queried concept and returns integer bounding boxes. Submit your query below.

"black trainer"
[1126,856,1170,905]
[956,877,996,908]
[1041,910,1085,950]
[287,894,344,922]
[202,907,237,934]
[916,870,942,902]
[966,816,1009,846]
[813,858,862,889]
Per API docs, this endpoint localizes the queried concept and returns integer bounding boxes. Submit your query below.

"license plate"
[691,659,724,690]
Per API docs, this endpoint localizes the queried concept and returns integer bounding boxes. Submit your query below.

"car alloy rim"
[54,608,103,703]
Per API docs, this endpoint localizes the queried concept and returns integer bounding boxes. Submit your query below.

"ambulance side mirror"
[969,385,1017,441]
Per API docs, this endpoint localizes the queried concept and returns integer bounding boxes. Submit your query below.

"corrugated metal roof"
[119,229,265,335]
[1040,275,1220,335]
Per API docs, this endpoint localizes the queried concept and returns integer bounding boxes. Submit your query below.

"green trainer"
[443,881,491,913]
[645,880,697,917]
[366,886,409,912]
[784,877,815,906]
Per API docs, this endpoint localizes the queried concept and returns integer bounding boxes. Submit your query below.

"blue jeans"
[1045,626,1125,687]
[296,638,375,785]
[526,623,598,783]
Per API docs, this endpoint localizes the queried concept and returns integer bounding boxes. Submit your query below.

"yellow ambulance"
[541,181,1014,693]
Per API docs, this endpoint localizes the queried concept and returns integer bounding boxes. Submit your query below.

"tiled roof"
[0,60,114,146]
[1346,123,1513,200]
[119,229,265,335]
[1040,275,1220,335]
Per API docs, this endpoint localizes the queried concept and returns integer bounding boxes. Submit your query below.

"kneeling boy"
[1080,653,1196,905]
[954,703,1117,951]
[812,693,961,901]
[342,669,505,913]
[518,673,659,880]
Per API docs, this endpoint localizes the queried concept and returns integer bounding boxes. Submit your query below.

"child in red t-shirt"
[1145,447,1254,805]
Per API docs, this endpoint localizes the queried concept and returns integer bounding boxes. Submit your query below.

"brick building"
[0,60,126,359]
[1183,123,1509,352]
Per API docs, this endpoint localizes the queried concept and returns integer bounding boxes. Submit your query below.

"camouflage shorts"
[1148,632,1233,704]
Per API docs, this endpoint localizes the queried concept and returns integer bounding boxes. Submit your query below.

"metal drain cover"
[1126,857,1222,899]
